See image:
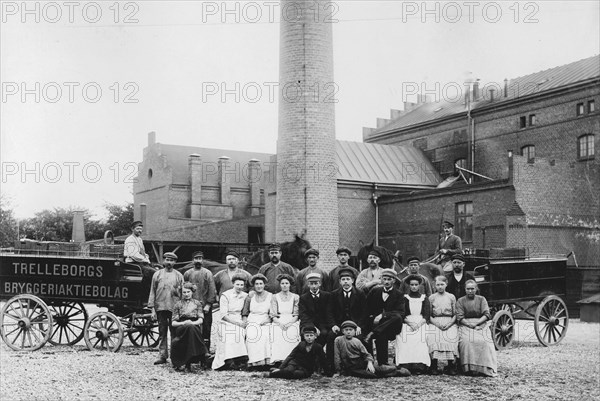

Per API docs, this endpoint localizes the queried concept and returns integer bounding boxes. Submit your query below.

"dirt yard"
[1,319,598,401]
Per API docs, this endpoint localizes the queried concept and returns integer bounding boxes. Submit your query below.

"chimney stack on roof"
[504,78,508,98]
[148,131,156,146]
[473,81,480,100]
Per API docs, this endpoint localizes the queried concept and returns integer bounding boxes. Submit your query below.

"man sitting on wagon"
[436,221,463,273]
[124,221,150,265]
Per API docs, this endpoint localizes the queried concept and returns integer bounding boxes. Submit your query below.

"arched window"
[521,145,535,161]
[578,134,595,160]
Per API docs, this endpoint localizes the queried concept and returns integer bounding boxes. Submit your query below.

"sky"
[1,0,599,219]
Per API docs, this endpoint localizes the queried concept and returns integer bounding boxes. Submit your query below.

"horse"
[242,234,312,275]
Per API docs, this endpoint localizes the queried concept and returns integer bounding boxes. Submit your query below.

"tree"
[20,207,105,242]
[104,202,134,237]
[0,196,19,247]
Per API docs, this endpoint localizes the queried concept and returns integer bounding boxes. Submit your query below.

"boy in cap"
[148,252,184,365]
[329,247,359,291]
[296,248,332,293]
[333,320,409,378]
[258,243,298,294]
[124,221,150,265]
[436,221,463,272]
[266,325,331,379]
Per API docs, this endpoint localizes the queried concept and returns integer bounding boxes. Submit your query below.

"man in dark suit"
[446,254,475,300]
[364,268,405,366]
[436,221,463,272]
[299,272,336,367]
[328,267,367,350]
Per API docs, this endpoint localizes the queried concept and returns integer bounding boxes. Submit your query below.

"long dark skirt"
[171,324,208,368]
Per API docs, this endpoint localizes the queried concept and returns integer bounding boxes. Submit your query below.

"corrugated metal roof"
[336,140,441,187]
[373,55,600,135]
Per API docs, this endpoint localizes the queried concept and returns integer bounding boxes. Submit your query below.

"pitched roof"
[372,55,600,135]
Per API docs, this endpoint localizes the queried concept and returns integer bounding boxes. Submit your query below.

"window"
[578,134,595,160]
[521,145,535,161]
[454,158,467,175]
[588,100,596,113]
[519,116,527,128]
[576,103,585,116]
[456,202,473,243]
[529,114,536,126]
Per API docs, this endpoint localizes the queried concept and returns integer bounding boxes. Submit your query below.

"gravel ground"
[1,319,598,401]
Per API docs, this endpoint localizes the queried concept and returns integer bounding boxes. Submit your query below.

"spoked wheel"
[127,313,159,347]
[0,294,53,351]
[491,310,515,350]
[534,295,569,346]
[48,302,88,346]
[83,312,124,352]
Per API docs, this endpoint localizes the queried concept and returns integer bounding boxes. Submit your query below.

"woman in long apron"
[212,274,248,370]
[270,274,300,364]
[243,274,273,369]
[427,275,459,375]
[395,274,431,374]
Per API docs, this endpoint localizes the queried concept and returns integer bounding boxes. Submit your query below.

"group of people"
[135,219,497,378]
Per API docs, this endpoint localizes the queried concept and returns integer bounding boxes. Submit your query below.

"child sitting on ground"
[333,320,410,379]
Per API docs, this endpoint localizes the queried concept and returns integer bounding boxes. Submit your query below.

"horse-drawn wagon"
[0,241,159,352]
[464,249,569,349]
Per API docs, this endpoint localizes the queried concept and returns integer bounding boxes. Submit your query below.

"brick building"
[363,55,599,271]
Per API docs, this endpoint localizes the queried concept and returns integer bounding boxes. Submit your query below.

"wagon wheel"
[48,302,88,346]
[83,312,124,352]
[534,295,569,346]
[491,310,514,350]
[0,294,53,351]
[127,314,159,347]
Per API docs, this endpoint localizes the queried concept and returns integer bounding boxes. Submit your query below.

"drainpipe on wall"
[372,184,379,246]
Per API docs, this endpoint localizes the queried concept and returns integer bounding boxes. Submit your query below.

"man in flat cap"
[329,268,367,350]
[214,250,252,298]
[183,250,217,349]
[298,272,336,367]
[446,254,474,300]
[329,247,360,291]
[148,251,184,365]
[399,257,434,297]
[364,268,405,366]
[296,248,331,293]
[124,221,150,265]
[258,243,298,294]
[356,250,384,294]
[436,221,463,272]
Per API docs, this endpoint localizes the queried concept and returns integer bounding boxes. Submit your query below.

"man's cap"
[368,250,381,258]
[336,246,352,256]
[407,256,421,264]
[225,250,240,259]
[381,268,397,280]
[192,250,204,258]
[304,248,320,258]
[268,243,282,252]
[131,221,143,229]
[276,273,295,285]
[250,273,268,285]
[301,325,317,335]
[442,221,454,228]
[306,272,322,282]
[340,320,358,330]
[451,254,465,262]
[163,252,178,261]
[338,267,356,279]
[405,274,423,284]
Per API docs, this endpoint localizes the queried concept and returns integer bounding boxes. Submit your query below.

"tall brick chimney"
[276,0,339,269]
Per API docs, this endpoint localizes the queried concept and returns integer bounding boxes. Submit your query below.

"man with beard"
[436,221,463,273]
[356,250,384,294]
[446,254,474,300]
[399,256,434,296]
[148,252,184,365]
[124,221,150,265]
[329,247,360,291]
[329,268,367,346]
[183,250,217,349]
[258,243,298,294]
[296,248,331,293]
[214,250,252,298]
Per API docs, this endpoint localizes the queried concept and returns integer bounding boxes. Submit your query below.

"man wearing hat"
[329,247,360,291]
[148,252,184,365]
[356,250,384,294]
[214,250,252,298]
[298,272,336,367]
[436,221,463,272]
[364,268,405,366]
[295,248,331,293]
[399,257,434,297]
[183,250,217,349]
[258,243,298,294]
[124,221,150,265]
[329,268,367,347]
[446,254,474,299]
